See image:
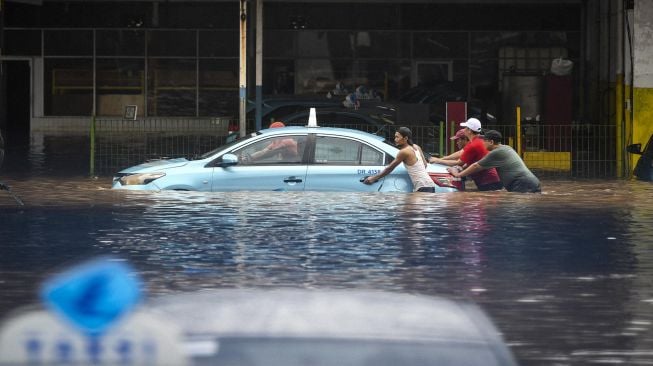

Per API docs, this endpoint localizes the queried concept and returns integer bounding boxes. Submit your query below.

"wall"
[633,0,653,174]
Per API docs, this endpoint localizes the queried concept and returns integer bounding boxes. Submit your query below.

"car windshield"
[192,132,260,160]
[190,337,502,366]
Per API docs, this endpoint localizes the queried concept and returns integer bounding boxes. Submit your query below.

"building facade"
[1,0,651,178]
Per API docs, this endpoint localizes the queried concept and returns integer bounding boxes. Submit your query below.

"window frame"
[312,135,386,166]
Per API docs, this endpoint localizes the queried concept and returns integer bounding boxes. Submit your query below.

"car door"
[210,134,308,191]
[304,135,389,192]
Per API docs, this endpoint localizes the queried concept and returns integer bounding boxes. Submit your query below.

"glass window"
[96,59,145,117]
[148,58,196,116]
[413,32,469,59]
[44,58,93,116]
[352,31,403,58]
[264,31,295,58]
[163,2,238,29]
[199,31,238,57]
[293,31,354,58]
[352,60,401,98]
[4,30,41,56]
[361,144,384,165]
[314,136,380,165]
[296,59,352,95]
[199,59,238,116]
[234,135,307,165]
[44,30,93,56]
[148,30,196,57]
[263,60,295,95]
[97,30,145,56]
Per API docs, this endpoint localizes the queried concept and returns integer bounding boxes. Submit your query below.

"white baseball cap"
[460,118,482,133]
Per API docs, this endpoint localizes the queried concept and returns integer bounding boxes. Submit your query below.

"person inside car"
[364,127,436,192]
[242,121,299,163]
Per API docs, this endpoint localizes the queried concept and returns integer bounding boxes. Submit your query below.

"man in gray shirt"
[447,130,541,193]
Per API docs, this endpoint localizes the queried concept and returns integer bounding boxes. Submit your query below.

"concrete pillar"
[632,0,653,174]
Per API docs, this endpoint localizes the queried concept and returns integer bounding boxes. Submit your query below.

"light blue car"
[112,126,460,192]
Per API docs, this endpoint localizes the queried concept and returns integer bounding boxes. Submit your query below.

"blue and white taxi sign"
[0,257,187,365]
[40,257,141,335]
[0,309,187,365]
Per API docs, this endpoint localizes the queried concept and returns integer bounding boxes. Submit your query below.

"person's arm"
[447,162,484,178]
[431,149,463,162]
[364,150,406,184]
[413,144,429,168]
[251,139,293,160]
[249,144,274,160]
[430,156,463,166]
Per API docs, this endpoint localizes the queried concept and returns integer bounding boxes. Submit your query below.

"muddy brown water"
[1,166,653,365]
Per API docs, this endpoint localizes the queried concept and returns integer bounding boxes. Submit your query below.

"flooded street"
[1,172,653,365]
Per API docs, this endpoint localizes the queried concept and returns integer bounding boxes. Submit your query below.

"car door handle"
[283,176,303,183]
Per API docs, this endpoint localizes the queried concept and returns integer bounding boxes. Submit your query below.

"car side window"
[234,135,307,165]
[314,136,384,165]
[361,145,384,165]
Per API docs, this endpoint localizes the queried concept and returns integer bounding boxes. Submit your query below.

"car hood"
[118,158,189,174]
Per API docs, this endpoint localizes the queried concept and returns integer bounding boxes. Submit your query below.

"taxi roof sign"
[0,309,187,365]
[40,257,141,335]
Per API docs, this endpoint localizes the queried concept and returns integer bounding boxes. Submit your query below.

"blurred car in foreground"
[112,125,460,192]
[0,289,518,366]
[150,289,519,366]
[627,133,653,181]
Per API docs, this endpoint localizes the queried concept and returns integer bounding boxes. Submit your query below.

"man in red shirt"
[430,118,503,191]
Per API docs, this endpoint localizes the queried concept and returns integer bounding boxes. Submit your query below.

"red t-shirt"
[460,136,501,187]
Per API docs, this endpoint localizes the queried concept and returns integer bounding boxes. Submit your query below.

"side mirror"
[219,153,239,167]
[626,143,642,155]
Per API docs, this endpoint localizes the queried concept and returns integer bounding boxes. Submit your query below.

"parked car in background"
[246,96,342,126]
[149,289,519,366]
[627,133,653,181]
[112,125,460,192]
[399,82,497,126]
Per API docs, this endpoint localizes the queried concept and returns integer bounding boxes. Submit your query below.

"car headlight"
[118,172,166,186]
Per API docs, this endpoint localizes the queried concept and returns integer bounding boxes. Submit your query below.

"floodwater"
[1,163,653,365]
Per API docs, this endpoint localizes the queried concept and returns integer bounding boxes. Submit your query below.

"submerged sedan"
[112,126,460,192]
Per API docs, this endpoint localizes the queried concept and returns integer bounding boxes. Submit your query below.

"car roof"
[259,126,388,142]
[148,289,509,346]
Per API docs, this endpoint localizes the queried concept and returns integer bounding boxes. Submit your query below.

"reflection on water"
[1,176,653,365]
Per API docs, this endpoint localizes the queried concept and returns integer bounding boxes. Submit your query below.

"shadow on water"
[1,145,653,365]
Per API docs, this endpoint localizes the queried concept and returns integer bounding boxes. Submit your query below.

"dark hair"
[482,130,502,144]
[397,127,414,145]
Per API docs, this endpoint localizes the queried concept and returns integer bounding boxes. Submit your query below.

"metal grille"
[93,118,231,176]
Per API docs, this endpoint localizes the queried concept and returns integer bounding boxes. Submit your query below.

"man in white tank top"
[364,127,436,192]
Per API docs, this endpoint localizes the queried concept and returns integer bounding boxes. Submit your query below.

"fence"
[89,118,617,179]
[91,118,231,176]
[485,123,616,179]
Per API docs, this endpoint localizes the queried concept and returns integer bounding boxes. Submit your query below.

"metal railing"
[91,118,231,176]
[89,118,617,179]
